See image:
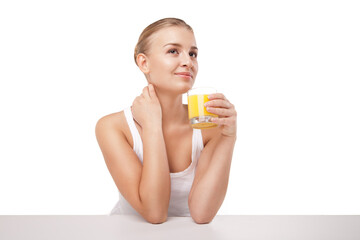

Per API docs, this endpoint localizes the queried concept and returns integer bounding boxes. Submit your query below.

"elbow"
[189,208,214,224]
[142,208,168,224]
[191,213,214,224]
[139,196,170,224]
[189,199,215,224]
[145,214,167,224]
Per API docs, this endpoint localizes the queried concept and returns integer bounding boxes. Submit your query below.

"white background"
[0,0,359,215]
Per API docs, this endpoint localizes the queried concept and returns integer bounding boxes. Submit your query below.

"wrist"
[220,133,237,142]
[142,121,163,132]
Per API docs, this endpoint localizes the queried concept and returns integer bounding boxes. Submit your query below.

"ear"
[136,53,150,74]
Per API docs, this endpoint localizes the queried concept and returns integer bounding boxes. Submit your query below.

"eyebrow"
[163,43,198,50]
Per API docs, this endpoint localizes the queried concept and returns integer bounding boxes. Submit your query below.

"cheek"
[193,63,199,75]
[152,57,177,72]
[148,60,177,83]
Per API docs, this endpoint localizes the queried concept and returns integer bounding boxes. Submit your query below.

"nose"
[180,53,193,68]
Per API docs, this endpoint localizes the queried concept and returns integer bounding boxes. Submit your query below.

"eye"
[189,51,198,58]
[168,49,179,54]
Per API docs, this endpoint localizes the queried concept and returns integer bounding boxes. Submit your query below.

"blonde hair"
[134,18,193,65]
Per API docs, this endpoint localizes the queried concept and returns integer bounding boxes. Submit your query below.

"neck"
[155,88,189,128]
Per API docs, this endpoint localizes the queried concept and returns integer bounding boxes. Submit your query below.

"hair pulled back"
[134,18,193,65]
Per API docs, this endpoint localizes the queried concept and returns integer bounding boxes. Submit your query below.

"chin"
[164,79,194,94]
[178,83,193,94]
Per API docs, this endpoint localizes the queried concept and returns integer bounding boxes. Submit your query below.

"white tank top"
[109,107,204,217]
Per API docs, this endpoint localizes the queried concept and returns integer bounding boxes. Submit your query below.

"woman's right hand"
[131,84,162,129]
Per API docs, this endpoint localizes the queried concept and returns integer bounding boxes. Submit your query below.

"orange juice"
[188,94,218,129]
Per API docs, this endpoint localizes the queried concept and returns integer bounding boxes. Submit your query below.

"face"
[143,26,198,94]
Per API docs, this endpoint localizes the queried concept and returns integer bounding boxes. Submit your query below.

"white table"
[1,215,359,240]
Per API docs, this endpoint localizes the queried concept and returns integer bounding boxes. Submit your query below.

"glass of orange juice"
[187,87,218,129]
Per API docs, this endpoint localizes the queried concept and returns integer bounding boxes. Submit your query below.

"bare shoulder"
[95,110,133,148]
[95,111,123,133]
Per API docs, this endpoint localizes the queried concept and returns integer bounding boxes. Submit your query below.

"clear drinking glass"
[187,87,218,129]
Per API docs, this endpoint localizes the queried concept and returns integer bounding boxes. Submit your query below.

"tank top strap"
[123,107,144,162]
[191,128,204,166]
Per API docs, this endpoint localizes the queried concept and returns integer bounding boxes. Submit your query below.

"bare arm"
[188,134,236,223]
[139,123,171,221]
[188,93,237,224]
[96,84,170,224]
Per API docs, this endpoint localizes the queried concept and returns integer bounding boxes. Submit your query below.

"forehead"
[149,26,197,49]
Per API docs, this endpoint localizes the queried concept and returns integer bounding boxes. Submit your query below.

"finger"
[132,95,140,104]
[206,107,234,117]
[208,93,227,101]
[148,84,157,98]
[211,116,236,126]
[142,86,150,99]
[205,99,233,109]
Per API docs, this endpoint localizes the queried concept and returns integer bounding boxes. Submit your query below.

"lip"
[175,72,193,79]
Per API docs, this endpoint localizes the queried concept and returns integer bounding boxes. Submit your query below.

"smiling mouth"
[175,72,193,78]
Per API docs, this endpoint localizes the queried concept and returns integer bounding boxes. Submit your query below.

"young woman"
[95,18,237,224]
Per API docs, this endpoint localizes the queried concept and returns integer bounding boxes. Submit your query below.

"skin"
[95,26,237,224]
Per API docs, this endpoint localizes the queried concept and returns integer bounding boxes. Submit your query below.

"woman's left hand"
[204,93,237,138]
